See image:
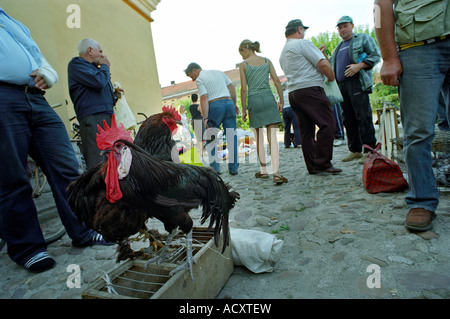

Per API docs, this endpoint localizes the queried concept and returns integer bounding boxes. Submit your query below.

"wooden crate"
[82,227,233,299]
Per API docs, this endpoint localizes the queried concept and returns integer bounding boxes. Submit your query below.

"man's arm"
[374,0,402,87]
[228,83,239,115]
[317,59,335,82]
[68,58,111,90]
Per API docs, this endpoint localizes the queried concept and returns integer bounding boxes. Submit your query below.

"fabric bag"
[113,82,137,131]
[362,143,408,194]
[179,146,203,166]
[230,228,283,273]
[323,79,344,105]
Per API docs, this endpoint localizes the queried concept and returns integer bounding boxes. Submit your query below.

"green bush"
[369,82,400,111]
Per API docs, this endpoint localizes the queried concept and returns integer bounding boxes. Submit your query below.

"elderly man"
[279,19,341,175]
[185,63,239,175]
[68,38,121,169]
[375,0,449,231]
[330,16,380,163]
[0,9,110,273]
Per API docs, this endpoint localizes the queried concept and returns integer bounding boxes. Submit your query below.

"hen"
[134,106,181,162]
[67,117,239,279]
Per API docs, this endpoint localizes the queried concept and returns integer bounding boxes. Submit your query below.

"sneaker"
[75,232,115,247]
[333,139,344,147]
[24,251,55,273]
[342,152,363,162]
[358,155,367,164]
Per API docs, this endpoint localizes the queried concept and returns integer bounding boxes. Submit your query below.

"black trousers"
[79,114,112,169]
[338,78,377,153]
[289,86,335,174]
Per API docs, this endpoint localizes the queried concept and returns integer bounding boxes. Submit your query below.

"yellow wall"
[2,0,162,134]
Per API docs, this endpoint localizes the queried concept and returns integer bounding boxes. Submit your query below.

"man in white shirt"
[280,19,342,175]
[185,63,239,175]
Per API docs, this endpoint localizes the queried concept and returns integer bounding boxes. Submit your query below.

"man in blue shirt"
[68,38,121,169]
[0,9,110,273]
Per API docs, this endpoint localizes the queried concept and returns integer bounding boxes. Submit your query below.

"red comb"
[96,114,133,150]
[162,106,181,121]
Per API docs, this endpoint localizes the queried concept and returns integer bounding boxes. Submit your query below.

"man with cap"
[185,63,239,175]
[329,16,380,163]
[280,19,342,175]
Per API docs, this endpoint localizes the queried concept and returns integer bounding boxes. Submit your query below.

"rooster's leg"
[145,229,177,268]
[169,230,194,281]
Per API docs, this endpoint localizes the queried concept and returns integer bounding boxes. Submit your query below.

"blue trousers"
[0,85,94,265]
[398,38,450,212]
[204,98,239,174]
[331,104,345,140]
[282,106,301,147]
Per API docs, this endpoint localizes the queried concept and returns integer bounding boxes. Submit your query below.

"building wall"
[2,0,161,133]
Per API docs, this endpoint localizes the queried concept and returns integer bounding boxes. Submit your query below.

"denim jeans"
[398,38,450,212]
[331,104,345,140]
[0,86,95,265]
[282,107,301,147]
[204,99,239,174]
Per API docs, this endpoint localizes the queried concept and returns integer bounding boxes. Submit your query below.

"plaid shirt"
[330,33,381,93]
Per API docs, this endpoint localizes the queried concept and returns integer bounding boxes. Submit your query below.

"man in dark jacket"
[68,38,121,169]
[329,16,380,163]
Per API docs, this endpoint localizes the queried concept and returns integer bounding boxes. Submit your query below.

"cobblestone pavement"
[1,133,449,299]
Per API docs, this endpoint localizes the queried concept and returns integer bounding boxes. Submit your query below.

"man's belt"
[0,81,46,95]
[397,34,450,51]
[209,96,230,103]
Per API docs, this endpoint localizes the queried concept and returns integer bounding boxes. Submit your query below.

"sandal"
[255,172,269,179]
[273,174,288,185]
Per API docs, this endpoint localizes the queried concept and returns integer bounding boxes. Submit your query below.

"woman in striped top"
[239,39,287,185]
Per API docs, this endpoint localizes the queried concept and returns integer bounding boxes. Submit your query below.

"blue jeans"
[398,38,450,212]
[331,104,345,140]
[204,99,239,174]
[282,107,301,147]
[0,86,95,265]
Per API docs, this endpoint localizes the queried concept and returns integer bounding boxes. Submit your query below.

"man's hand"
[114,87,124,99]
[99,55,111,67]
[380,58,403,87]
[344,63,365,77]
[30,70,49,90]
[319,44,327,54]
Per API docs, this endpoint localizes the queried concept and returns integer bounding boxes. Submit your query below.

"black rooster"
[67,117,239,279]
[134,106,181,162]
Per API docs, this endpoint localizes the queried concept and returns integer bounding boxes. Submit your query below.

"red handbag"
[362,143,409,194]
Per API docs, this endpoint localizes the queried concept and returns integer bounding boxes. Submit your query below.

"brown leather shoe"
[405,208,436,231]
[313,166,342,174]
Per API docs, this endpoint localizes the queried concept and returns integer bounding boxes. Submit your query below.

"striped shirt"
[195,70,232,101]
[244,60,272,97]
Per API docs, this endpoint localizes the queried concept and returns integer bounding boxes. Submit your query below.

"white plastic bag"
[230,228,283,273]
[113,82,137,131]
[323,79,343,105]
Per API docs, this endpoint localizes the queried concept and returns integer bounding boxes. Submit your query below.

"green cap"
[286,19,309,30]
[336,16,353,26]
